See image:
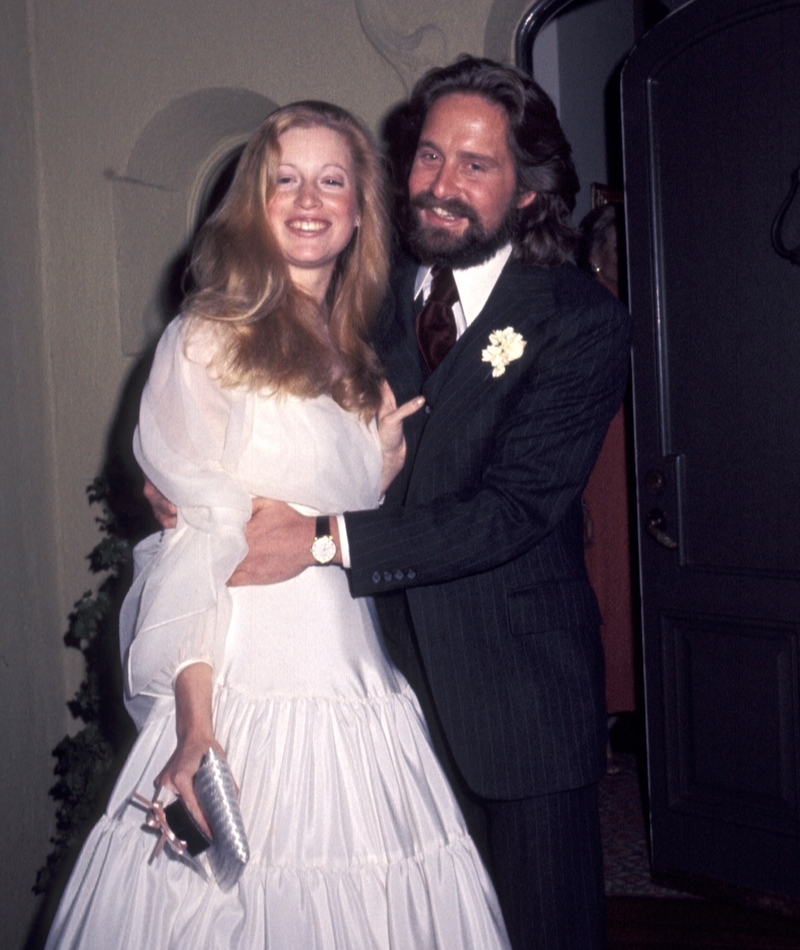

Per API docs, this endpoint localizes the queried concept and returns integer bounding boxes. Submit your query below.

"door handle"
[771,162,800,266]
[645,508,677,549]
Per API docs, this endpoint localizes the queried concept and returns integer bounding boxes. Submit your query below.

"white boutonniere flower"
[481,327,527,377]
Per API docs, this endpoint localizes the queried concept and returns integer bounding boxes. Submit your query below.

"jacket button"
[383,571,393,582]
[372,571,381,584]
[407,569,416,580]
[394,569,405,580]
[425,405,431,414]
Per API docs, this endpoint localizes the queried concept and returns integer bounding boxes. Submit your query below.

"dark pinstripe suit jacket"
[345,255,632,801]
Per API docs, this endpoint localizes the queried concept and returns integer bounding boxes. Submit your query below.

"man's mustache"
[410,193,480,227]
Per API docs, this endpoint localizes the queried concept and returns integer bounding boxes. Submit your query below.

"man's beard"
[403,192,519,269]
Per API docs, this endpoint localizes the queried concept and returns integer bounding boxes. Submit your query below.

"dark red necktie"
[415,266,459,372]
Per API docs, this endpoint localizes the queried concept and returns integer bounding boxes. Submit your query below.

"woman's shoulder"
[178,314,230,365]
[148,316,236,398]
[151,315,237,382]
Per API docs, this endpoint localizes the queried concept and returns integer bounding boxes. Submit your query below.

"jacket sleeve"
[119,317,252,728]
[345,291,631,595]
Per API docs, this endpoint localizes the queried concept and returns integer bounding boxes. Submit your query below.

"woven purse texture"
[194,748,250,890]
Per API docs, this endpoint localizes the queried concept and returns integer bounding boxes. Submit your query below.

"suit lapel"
[410,263,557,475]
[381,258,426,401]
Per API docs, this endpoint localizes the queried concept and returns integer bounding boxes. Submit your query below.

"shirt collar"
[414,244,513,328]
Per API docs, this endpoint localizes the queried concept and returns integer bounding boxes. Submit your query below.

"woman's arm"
[122,318,251,718]
[154,662,225,838]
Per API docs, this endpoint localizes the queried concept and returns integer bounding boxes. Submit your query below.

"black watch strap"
[315,515,331,538]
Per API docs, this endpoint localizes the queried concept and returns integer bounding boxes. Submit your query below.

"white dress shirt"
[413,243,513,335]
[336,244,514,567]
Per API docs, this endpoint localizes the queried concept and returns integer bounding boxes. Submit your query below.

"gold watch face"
[311,535,336,564]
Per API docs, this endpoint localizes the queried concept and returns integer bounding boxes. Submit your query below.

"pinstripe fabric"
[484,786,606,949]
[346,257,632,803]
[344,256,629,947]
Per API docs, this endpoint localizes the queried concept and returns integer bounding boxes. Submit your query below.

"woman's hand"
[155,732,225,840]
[155,663,221,838]
[377,381,425,493]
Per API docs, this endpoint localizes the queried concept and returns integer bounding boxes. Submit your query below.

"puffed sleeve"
[119,316,253,729]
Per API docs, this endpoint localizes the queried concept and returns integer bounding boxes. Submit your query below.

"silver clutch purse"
[194,748,250,890]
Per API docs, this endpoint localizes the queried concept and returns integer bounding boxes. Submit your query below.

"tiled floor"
[599,752,685,898]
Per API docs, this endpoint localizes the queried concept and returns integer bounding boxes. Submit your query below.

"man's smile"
[412,193,479,233]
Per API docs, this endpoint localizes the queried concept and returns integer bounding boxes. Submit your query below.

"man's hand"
[143,477,178,530]
[228,499,325,586]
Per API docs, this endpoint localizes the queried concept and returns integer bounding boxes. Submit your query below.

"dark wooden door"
[622,0,800,908]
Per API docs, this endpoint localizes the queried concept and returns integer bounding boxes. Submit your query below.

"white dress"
[45,317,510,950]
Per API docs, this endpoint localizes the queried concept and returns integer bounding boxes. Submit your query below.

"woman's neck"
[288,263,335,307]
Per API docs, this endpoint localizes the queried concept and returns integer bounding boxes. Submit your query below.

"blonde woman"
[45,102,509,949]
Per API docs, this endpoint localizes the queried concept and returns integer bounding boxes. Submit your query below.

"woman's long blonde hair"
[183,101,389,415]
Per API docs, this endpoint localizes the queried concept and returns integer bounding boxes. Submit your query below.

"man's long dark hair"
[400,56,580,266]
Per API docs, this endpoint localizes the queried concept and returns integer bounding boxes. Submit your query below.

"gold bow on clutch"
[131,792,189,861]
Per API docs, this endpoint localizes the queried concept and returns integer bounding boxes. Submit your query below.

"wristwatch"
[310,515,337,565]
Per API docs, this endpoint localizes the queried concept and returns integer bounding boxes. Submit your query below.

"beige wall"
[1,0,534,945]
[0,1,64,944]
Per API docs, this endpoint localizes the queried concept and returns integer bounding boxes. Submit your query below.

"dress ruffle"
[47,682,509,949]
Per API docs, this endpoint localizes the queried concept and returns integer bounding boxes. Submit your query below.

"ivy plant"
[35,476,137,894]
